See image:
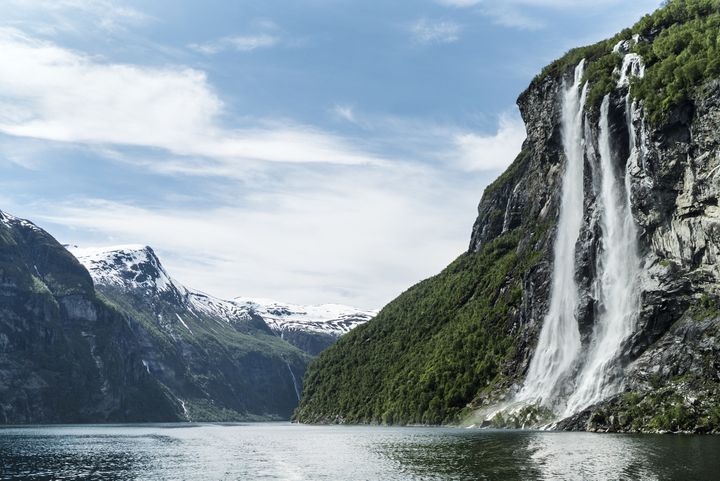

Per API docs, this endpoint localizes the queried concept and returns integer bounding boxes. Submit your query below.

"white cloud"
[189,34,280,54]
[0,29,383,166]
[34,163,483,309]
[411,19,461,44]
[452,112,526,171]
[6,108,524,308]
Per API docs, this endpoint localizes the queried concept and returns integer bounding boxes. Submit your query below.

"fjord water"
[1,424,717,481]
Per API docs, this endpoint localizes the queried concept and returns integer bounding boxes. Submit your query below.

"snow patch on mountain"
[70,245,175,294]
[235,297,376,336]
[0,210,43,233]
[69,245,254,325]
[69,245,375,339]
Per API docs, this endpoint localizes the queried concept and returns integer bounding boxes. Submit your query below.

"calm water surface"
[0,423,717,480]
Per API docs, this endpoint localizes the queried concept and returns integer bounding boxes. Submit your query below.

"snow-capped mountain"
[69,245,259,330]
[235,298,376,354]
[235,298,375,335]
[69,245,375,354]
[69,244,307,421]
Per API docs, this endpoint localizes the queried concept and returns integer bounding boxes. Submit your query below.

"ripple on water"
[0,424,718,481]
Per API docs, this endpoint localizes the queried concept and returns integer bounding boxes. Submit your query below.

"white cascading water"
[563,94,642,416]
[516,60,588,408]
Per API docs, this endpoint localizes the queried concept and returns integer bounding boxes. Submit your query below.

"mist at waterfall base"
[493,51,647,424]
[1,424,718,481]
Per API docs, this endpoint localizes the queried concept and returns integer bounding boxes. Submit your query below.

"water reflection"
[384,429,719,481]
[0,424,717,480]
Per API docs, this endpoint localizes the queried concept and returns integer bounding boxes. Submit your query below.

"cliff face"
[296,1,720,432]
[0,212,179,423]
[472,68,720,432]
[558,79,720,433]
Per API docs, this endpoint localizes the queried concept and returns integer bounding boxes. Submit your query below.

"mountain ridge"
[70,245,375,355]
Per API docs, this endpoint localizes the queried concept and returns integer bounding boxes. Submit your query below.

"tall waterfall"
[563,95,641,415]
[512,52,645,419]
[516,61,588,407]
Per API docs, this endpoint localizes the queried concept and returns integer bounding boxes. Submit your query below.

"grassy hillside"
[295,205,549,424]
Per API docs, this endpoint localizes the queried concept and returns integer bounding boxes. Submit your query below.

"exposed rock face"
[466,73,569,402]
[0,212,179,423]
[469,66,720,431]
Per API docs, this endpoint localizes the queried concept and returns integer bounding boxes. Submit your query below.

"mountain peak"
[69,244,178,296]
[69,244,374,353]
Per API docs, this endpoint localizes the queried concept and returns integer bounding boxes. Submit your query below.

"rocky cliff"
[296,0,720,433]
[0,212,179,423]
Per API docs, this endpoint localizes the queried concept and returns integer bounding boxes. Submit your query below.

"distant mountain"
[235,298,376,355]
[0,204,372,425]
[71,246,375,357]
[70,245,309,422]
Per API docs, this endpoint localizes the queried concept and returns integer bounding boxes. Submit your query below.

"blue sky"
[0,0,661,308]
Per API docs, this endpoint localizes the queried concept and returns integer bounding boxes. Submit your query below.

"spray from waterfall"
[563,94,642,416]
[516,60,588,408]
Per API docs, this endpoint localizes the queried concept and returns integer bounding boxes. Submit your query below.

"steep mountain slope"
[70,245,310,421]
[0,212,179,424]
[235,298,376,355]
[296,0,720,433]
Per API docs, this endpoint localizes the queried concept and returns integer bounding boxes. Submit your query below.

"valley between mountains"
[2,0,720,435]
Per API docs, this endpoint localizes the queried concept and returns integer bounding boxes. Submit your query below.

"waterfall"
[563,95,642,415]
[285,361,302,402]
[496,51,647,423]
[516,61,588,408]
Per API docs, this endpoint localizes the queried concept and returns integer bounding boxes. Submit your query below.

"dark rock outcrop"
[0,212,179,423]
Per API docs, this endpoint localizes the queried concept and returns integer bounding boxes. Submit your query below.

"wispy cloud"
[189,34,280,54]
[0,29,383,166]
[332,104,359,124]
[32,160,485,308]
[451,112,526,171]
[411,19,461,44]
[435,0,646,29]
[0,0,149,34]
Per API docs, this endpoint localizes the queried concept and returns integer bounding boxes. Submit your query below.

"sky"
[0,0,662,309]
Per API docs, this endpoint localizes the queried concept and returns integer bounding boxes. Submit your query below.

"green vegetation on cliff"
[295,150,548,424]
[537,0,720,123]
